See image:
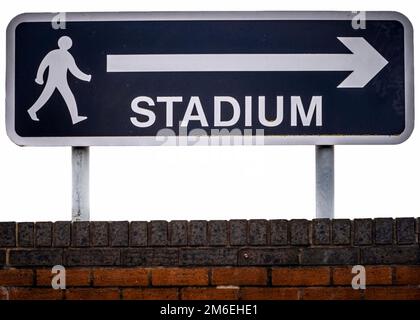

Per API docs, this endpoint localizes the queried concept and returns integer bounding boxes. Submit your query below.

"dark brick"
[180,248,237,266]
[249,220,268,245]
[301,248,358,265]
[169,221,188,246]
[396,218,416,244]
[90,222,108,247]
[130,221,147,247]
[417,218,420,244]
[72,222,90,247]
[290,220,309,245]
[188,221,207,246]
[239,248,299,266]
[270,220,288,245]
[110,221,129,247]
[312,219,331,245]
[332,220,351,245]
[18,223,34,247]
[374,218,393,245]
[229,220,247,246]
[361,246,420,265]
[149,221,168,246]
[9,249,62,266]
[35,222,52,247]
[65,248,120,266]
[0,222,16,247]
[353,219,373,245]
[53,222,71,247]
[0,250,5,266]
[208,221,227,246]
[122,248,178,266]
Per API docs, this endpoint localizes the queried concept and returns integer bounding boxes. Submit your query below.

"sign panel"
[6,11,414,146]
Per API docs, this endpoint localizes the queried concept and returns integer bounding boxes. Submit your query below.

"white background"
[0,0,418,222]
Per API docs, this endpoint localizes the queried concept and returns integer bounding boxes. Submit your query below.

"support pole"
[72,147,90,221]
[316,145,334,218]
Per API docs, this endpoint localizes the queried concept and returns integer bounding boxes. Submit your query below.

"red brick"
[8,288,63,300]
[152,268,208,286]
[303,287,361,300]
[272,267,330,286]
[123,288,178,300]
[0,287,8,300]
[333,266,392,286]
[65,288,120,300]
[365,287,420,300]
[37,268,91,287]
[93,268,148,287]
[212,268,267,286]
[395,266,420,285]
[240,287,299,300]
[181,287,238,300]
[0,269,33,286]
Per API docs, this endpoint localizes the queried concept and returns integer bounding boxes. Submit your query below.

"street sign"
[6,11,414,146]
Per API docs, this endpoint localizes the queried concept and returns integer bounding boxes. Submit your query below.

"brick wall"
[0,219,419,300]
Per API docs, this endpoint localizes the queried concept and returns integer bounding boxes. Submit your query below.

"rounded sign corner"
[6,124,26,147]
[385,11,414,34]
[394,120,415,145]
[7,13,32,36]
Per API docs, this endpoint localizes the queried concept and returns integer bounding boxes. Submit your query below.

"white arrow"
[106,37,388,88]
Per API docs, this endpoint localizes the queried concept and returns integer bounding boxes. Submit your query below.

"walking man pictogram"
[28,36,91,125]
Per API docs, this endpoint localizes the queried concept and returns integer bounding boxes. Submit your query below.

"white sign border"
[6,11,414,146]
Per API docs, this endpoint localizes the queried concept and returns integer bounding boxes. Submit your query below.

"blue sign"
[6,12,414,146]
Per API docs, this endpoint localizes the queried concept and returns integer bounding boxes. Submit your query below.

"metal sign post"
[316,145,334,218]
[72,147,90,221]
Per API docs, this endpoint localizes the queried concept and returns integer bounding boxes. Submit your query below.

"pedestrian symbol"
[27,36,92,125]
